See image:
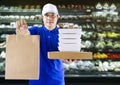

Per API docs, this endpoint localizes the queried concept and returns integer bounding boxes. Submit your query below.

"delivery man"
[16,3,65,85]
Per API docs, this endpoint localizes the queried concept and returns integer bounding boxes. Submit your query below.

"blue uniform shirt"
[28,26,64,85]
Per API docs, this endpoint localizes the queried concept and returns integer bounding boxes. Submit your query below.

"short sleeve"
[28,26,39,35]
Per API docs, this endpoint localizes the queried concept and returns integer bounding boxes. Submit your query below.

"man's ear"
[57,15,60,19]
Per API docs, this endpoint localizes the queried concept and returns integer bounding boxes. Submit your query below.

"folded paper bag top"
[5,35,40,80]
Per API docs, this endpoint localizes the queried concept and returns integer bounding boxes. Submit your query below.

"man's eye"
[45,14,48,16]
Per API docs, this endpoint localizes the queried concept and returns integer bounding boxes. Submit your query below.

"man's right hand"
[16,19,30,35]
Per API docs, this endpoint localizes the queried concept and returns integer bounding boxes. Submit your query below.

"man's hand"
[63,59,79,64]
[16,19,30,35]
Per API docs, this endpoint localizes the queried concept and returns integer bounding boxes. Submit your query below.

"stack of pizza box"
[58,29,82,52]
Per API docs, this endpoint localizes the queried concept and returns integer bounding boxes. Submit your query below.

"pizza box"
[48,51,92,60]
[59,34,81,38]
[59,29,82,34]
[58,43,81,51]
[59,38,81,43]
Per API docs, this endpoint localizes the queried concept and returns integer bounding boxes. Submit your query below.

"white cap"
[42,3,59,16]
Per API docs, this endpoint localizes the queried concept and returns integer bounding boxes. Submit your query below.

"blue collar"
[42,26,58,33]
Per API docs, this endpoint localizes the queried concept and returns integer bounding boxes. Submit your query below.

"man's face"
[43,12,59,30]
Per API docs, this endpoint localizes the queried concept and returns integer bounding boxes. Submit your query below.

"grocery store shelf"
[58,19,93,23]
[59,9,92,15]
[0,11,41,15]
[0,72,4,78]
[0,38,5,42]
[65,72,120,78]
[0,74,4,78]
[1,72,120,78]
[0,20,42,24]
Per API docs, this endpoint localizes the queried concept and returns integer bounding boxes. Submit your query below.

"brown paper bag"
[5,35,40,80]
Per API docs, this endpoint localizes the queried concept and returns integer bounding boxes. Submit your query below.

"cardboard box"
[58,43,81,51]
[59,34,81,38]
[59,38,81,43]
[48,51,92,60]
[59,29,82,34]
[58,47,81,52]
